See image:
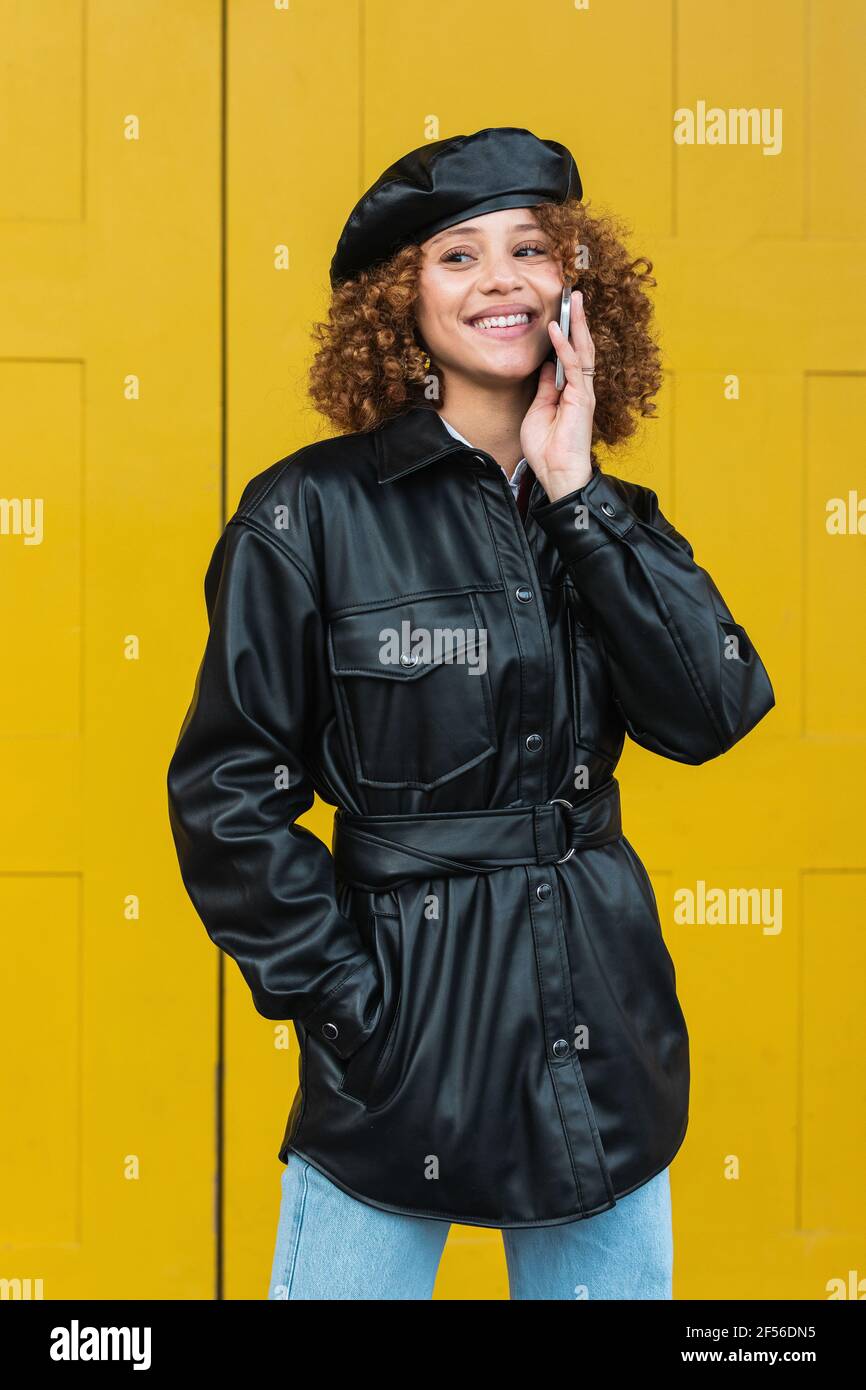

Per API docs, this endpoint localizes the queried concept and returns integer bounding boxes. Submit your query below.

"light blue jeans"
[268,1153,673,1300]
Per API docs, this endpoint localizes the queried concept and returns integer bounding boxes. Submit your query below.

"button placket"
[526,861,614,1212]
[472,453,556,802]
[469,455,615,1215]
[526,866,574,1059]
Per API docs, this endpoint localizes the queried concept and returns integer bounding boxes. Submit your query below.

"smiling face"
[414,206,566,391]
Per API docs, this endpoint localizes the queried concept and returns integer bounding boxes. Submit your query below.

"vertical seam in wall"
[795,869,804,1232]
[359,4,366,191]
[671,0,677,240]
[79,0,88,1260]
[800,376,807,737]
[804,0,811,239]
[216,0,228,1303]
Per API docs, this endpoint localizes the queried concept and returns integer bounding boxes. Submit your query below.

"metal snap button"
[536,883,552,900]
[552,1039,571,1058]
[515,586,533,602]
[321,1022,339,1041]
[601,501,616,517]
[399,651,419,667]
[525,733,543,751]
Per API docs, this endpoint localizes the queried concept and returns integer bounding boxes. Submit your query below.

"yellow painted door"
[0,0,222,1297]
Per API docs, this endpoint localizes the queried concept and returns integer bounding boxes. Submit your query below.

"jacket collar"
[374,404,475,484]
[373,403,599,500]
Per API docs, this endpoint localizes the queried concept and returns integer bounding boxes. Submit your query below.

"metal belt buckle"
[548,798,575,863]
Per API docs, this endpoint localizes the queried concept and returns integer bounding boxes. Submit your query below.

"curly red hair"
[307,197,663,450]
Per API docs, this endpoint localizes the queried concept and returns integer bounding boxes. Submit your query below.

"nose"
[475,247,527,292]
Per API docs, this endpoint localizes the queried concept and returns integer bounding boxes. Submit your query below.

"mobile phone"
[554,285,572,390]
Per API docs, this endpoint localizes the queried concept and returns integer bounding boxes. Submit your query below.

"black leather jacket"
[166,403,775,1228]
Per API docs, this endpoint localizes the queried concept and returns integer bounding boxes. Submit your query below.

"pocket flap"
[328,597,488,681]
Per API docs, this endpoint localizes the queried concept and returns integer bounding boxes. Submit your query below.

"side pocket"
[338,914,400,1107]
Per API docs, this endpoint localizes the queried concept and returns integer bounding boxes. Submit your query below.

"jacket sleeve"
[166,515,382,1059]
[531,466,776,764]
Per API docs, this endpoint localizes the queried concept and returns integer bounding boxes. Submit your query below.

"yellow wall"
[0,0,863,1300]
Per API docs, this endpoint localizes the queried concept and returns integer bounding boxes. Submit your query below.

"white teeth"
[471,313,531,330]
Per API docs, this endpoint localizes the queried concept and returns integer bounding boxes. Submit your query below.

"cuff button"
[321,1022,339,1041]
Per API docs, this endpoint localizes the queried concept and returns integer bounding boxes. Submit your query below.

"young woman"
[167,127,775,1300]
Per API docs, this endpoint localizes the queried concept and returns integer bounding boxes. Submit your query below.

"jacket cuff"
[531,465,636,564]
[300,955,383,1060]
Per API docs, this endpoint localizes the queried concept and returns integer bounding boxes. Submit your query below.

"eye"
[439,239,549,266]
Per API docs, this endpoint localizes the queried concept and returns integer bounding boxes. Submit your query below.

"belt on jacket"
[332,778,622,892]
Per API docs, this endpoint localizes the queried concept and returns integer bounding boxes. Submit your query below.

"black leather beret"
[329,126,582,288]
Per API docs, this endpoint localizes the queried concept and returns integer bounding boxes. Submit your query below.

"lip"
[464,305,540,341]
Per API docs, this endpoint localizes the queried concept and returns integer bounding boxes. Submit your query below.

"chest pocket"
[327,592,497,789]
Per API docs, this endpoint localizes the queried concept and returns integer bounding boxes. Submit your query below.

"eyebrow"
[427,221,543,247]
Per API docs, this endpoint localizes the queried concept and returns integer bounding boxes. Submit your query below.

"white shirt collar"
[438,415,529,496]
